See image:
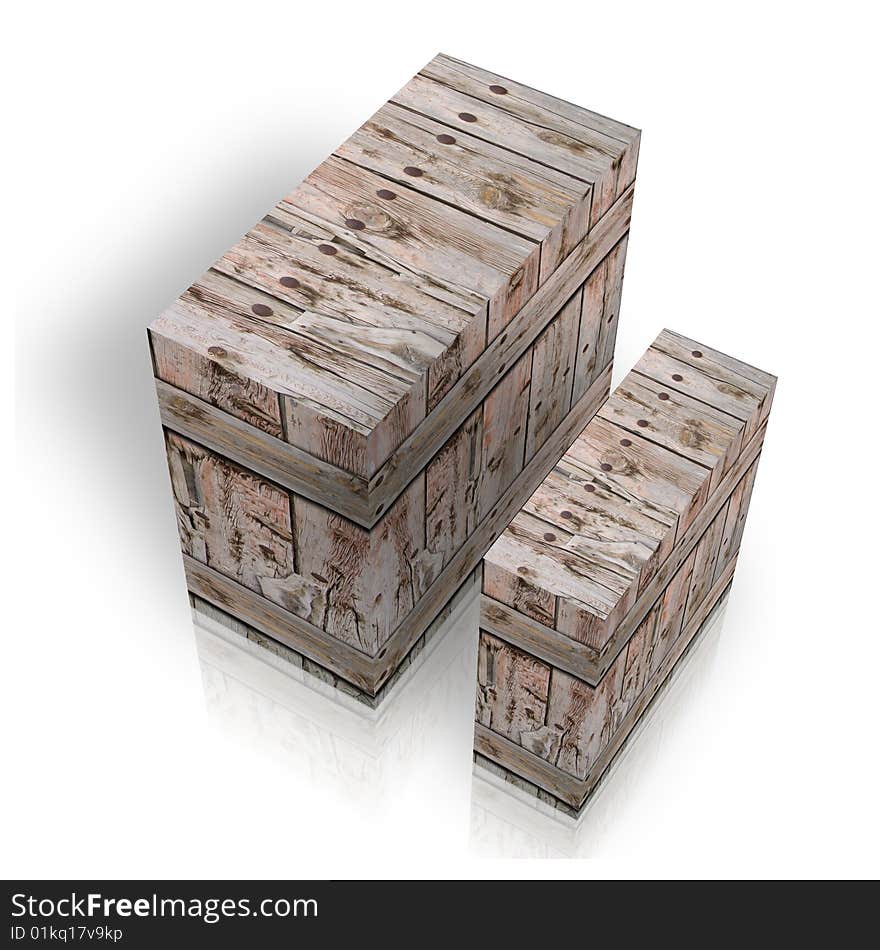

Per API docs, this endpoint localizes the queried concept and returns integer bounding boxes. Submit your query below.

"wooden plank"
[483,562,556,628]
[477,349,532,520]
[565,415,711,544]
[427,54,641,193]
[636,342,763,442]
[425,406,483,574]
[338,102,592,283]
[480,419,767,682]
[156,379,370,525]
[165,431,294,597]
[292,494,374,653]
[475,555,738,809]
[286,155,540,340]
[595,234,628,373]
[183,555,376,695]
[684,503,728,627]
[152,330,284,437]
[408,57,628,224]
[598,369,745,494]
[653,329,777,426]
[476,632,551,741]
[569,260,606,406]
[364,183,633,513]
[366,364,611,693]
[264,204,487,414]
[180,363,611,697]
[525,290,580,461]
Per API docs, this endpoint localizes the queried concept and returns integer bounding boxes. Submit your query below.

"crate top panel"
[149,53,640,479]
[483,329,776,650]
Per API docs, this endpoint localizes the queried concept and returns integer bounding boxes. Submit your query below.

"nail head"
[637,419,649,427]
[403,165,423,177]
[620,438,632,447]
[489,84,508,94]
[376,188,396,200]
[318,244,337,256]
[458,112,477,122]
[436,133,456,145]
[251,303,272,317]
[279,276,300,289]
[345,218,366,230]
[692,350,703,358]
[672,373,683,381]
[543,532,556,542]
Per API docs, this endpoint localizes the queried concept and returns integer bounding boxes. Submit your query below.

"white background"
[5,0,879,878]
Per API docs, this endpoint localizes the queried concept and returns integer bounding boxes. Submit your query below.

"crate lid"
[149,54,639,494]
[482,329,776,670]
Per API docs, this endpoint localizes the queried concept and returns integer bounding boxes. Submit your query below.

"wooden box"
[149,54,640,700]
[474,330,776,812]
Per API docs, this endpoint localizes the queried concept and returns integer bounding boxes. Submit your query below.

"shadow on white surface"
[469,598,729,858]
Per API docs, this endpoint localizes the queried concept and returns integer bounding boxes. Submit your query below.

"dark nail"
[376,188,396,200]
[436,133,456,144]
[279,276,300,289]
[458,112,477,122]
[403,166,423,177]
[620,438,632,447]
[318,244,337,256]
[345,218,366,230]
[489,84,508,94]
[251,303,273,317]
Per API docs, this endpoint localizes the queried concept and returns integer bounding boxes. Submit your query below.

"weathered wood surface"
[183,365,611,696]
[474,554,738,810]
[150,54,639,479]
[153,56,639,695]
[475,329,774,802]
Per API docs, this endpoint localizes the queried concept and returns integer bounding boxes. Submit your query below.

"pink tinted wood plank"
[427,54,641,194]
[524,290,580,462]
[598,369,745,493]
[338,102,592,283]
[286,155,540,340]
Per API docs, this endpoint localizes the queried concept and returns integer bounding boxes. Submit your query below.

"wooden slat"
[598,369,745,493]
[525,290,580,461]
[286,155,541,340]
[155,379,372,525]
[426,54,641,194]
[181,364,612,697]
[475,554,738,809]
[338,102,592,283]
[479,421,767,682]
[364,184,633,508]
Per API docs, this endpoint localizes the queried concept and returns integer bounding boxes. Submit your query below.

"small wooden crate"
[474,330,776,812]
[149,54,640,700]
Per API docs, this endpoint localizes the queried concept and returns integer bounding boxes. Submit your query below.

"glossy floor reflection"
[193,575,729,861]
[193,574,480,833]
[468,596,729,858]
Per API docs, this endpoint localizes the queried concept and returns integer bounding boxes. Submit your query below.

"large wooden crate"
[149,54,640,700]
[474,330,776,811]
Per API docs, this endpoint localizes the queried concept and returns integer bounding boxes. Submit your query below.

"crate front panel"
[162,251,626,676]
[475,461,757,781]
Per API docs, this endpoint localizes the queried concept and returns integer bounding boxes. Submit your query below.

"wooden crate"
[149,54,640,699]
[474,329,776,811]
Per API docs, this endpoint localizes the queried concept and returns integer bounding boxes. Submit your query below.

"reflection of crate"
[148,54,639,699]
[475,330,776,813]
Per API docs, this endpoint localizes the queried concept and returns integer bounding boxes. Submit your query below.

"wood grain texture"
[182,365,612,697]
[474,555,738,810]
[153,56,640,694]
[474,329,774,797]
